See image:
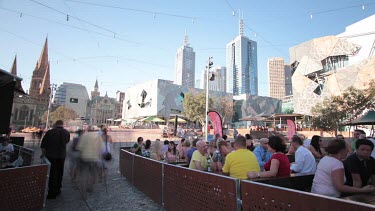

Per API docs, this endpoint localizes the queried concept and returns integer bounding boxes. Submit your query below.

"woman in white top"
[311,139,375,197]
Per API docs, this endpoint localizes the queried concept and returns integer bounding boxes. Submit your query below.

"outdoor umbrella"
[169,117,187,123]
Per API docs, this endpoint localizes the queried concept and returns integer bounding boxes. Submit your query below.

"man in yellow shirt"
[189,140,208,171]
[223,135,260,179]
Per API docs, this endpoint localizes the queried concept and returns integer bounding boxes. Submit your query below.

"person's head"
[196,140,207,154]
[336,134,345,141]
[222,135,228,140]
[259,138,269,150]
[164,140,169,145]
[245,134,252,140]
[137,137,144,145]
[297,134,306,141]
[310,135,322,154]
[291,135,303,149]
[325,139,347,160]
[355,139,374,160]
[168,141,176,154]
[151,139,162,154]
[102,126,108,135]
[180,138,185,144]
[354,130,366,139]
[145,139,151,150]
[192,139,198,147]
[234,135,247,150]
[183,139,191,147]
[217,138,230,156]
[1,136,10,146]
[215,133,221,139]
[55,120,64,127]
[268,136,286,153]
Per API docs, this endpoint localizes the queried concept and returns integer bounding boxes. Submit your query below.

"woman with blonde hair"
[150,139,163,160]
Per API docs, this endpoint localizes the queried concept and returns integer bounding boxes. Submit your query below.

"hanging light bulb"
[362,4,365,10]
[67,14,69,21]
[310,14,313,19]
[232,10,235,16]
[20,13,23,18]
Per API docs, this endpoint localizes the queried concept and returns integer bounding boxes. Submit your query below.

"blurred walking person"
[41,120,70,199]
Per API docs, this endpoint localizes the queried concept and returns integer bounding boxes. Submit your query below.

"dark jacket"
[41,126,70,159]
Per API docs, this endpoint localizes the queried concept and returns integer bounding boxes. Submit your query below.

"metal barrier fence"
[133,155,163,205]
[241,180,375,211]
[120,149,134,183]
[0,157,50,211]
[163,163,239,211]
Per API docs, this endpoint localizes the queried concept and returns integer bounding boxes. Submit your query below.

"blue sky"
[0,0,374,97]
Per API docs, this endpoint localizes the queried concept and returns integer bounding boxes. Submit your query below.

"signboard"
[70,98,78,103]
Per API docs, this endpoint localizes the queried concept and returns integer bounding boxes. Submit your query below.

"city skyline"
[0,0,374,97]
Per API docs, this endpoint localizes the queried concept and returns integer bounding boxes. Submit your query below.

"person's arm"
[260,159,280,177]
[291,151,303,173]
[351,173,363,188]
[254,148,266,168]
[308,146,322,158]
[193,160,205,171]
[222,155,230,175]
[131,144,141,153]
[332,168,374,194]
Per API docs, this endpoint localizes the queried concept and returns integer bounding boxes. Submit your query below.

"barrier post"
[235,179,241,211]
[131,153,134,185]
[161,162,165,210]
[42,157,51,207]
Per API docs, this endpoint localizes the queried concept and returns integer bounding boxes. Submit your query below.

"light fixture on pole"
[205,57,213,142]
[46,83,57,129]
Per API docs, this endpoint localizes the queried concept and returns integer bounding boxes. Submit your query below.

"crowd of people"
[131,129,375,199]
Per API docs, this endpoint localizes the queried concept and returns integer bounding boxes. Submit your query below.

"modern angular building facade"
[268,58,286,100]
[175,34,195,88]
[290,36,375,115]
[226,18,258,96]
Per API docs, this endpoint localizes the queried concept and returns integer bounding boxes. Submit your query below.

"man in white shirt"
[290,135,316,174]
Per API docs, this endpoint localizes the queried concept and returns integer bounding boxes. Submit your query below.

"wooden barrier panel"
[164,164,239,211]
[0,164,49,211]
[241,180,375,211]
[132,155,163,205]
[119,149,133,183]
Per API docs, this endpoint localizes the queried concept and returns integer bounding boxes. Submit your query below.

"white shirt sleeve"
[291,147,303,172]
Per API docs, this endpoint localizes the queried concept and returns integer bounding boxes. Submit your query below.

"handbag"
[102,135,112,161]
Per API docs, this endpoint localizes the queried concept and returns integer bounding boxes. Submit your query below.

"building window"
[19,106,29,121]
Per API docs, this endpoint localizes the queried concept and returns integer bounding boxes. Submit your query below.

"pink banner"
[287,119,296,140]
[208,111,223,137]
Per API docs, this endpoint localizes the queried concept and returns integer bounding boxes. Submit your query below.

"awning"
[0,68,26,95]
[344,110,375,125]
[169,117,187,123]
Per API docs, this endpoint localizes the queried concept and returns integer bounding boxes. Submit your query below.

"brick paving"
[23,130,163,211]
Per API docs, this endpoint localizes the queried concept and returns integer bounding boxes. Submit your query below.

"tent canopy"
[169,117,187,123]
[139,116,165,122]
[345,111,375,125]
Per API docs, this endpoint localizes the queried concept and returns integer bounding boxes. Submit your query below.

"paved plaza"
[23,129,165,211]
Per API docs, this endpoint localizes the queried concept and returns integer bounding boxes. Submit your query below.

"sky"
[0,0,375,98]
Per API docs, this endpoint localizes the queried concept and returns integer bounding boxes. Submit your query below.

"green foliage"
[213,97,234,125]
[282,105,294,114]
[182,92,213,126]
[40,106,79,124]
[311,81,375,132]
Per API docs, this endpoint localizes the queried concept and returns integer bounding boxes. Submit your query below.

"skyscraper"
[268,58,286,100]
[284,64,293,97]
[175,33,195,88]
[201,66,227,92]
[226,18,258,96]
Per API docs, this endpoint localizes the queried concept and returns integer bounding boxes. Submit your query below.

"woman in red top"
[248,136,290,178]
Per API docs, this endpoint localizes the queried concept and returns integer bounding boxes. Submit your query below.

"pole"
[46,84,56,129]
[205,58,210,142]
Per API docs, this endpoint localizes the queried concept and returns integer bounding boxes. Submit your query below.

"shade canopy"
[139,116,165,122]
[345,111,375,125]
[169,117,187,123]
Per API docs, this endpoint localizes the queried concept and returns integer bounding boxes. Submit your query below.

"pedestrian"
[40,120,70,199]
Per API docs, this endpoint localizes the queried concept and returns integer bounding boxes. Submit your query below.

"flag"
[208,111,223,137]
[287,119,296,140]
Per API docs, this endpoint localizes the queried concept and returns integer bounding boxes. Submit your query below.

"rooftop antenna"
[239,9,244,36]
[183,29,189,46]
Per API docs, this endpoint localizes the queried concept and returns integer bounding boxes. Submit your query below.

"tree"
[41,106,79,125]
[311,81,375,134]
[182,92,213,129]
[213,97,234,126]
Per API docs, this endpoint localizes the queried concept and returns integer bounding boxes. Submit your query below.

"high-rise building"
[54,82,90,117]
[284,64,293,97]
[226,18,258,96]
[116,91,125,119]
[175,33,195,88]
[268,58,286,100]
[201,66,227,92]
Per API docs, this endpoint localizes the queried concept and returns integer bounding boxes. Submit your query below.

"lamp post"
[205,57,214,142]
[46,84,57,129]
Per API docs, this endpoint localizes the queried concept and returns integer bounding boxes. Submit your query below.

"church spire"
[94,78,99,90]
[39,62,50,95]
[37,37,48,69]
[10,55,17,76]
